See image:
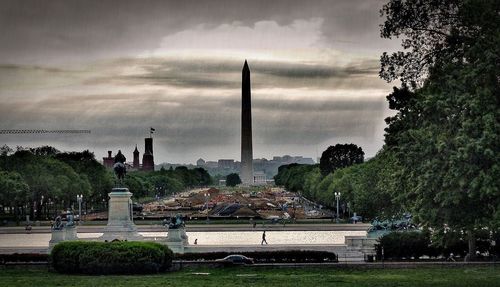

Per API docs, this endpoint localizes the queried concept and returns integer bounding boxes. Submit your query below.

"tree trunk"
[466,229,476,261]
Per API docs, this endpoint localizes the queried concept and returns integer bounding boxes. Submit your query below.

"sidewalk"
[0,223,371,234]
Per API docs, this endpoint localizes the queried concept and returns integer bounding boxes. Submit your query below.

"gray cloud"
[0,0,398,163]
[0,0,398,64]
[89,57,385,90]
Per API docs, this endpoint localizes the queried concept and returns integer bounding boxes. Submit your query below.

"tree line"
[276,0,499,258]
[275,144,398,221]
[0,145,212,221]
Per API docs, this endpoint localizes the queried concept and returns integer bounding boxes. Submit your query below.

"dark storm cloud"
[89,57,383,90]
[255,60,379,79]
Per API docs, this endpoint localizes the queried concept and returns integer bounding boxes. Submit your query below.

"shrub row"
[0,253,48,263]
[375,231,500,260]
[176,250,338,263]
[376,231,430,259]
[50,241,173,274]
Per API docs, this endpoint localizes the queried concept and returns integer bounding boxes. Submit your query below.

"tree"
[381,0,500,259]
[226,173,242,187]
[3,149,93,219]
[193,168,213,186]
[0,171,29,217]
[380,0,498,84]
[319,144,364,176]
[56,151,113,203]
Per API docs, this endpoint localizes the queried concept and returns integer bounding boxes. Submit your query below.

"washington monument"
[241,60,253,184]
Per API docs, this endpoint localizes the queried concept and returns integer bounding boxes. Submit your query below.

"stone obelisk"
[241,60,253,184]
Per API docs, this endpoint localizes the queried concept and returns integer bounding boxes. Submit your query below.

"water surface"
[0,231,366,247]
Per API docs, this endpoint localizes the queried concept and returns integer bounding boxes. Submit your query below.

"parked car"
[215,255,254,265]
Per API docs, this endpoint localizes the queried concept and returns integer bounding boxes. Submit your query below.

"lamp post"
[334,192,341,223]
[76,194,83,225]
[40,195,44,219]
[204,193,209,224]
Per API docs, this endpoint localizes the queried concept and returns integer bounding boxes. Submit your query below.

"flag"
[150,127,155,132]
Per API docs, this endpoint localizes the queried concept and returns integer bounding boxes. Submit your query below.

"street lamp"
[334,192,341,224]
[76,194,83,225]
[204,193,210,224]
[40,195,44,219]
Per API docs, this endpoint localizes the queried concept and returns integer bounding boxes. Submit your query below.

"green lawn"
[0,266,499,287]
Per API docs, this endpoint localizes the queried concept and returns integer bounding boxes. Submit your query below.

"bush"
[50,241,173,274]
[0,253,48,263]
[176,250,337,263]
[376,231,431,259]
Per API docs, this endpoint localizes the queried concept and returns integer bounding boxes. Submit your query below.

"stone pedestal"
[101,187,142,241]
[64,225,78,240]
[49,229,65,248]
[166,228,189,253]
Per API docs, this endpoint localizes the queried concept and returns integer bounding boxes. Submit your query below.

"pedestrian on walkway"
[261,231,268,245]
[25,224,32,234]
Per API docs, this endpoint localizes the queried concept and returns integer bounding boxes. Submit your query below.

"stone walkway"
[0,223,370,234]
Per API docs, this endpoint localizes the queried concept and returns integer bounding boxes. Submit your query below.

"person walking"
[261,231,268,245]
[25,224,32,234]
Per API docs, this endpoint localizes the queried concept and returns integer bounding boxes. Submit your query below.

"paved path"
[0,223,370,234]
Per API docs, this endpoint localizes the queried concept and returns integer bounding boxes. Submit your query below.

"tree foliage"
[0,146,214,220]
[380,0,498,84]
[319,144,364,176]
[274,149,399,221]
[226,173,241,187]
[381,0,500,257]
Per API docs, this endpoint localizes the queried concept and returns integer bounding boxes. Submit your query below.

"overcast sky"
[0,0,401,164]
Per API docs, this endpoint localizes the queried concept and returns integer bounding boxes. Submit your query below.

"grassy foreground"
[0,266,499,287]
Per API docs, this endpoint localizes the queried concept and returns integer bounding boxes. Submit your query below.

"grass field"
[0,266,499,287]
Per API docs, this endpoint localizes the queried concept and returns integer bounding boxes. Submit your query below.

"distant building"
[133,145,140,168]
[218,159,235,169]
[196,158,205,166]
[142,137,154,171]
[205,161,218,169]
[103,151,114,168]
[253,171,267,185]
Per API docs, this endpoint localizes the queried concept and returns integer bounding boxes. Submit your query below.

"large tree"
[319,144,364,176]
[226,173,242,187]
[0,171,29,217]
[381,0,499,259]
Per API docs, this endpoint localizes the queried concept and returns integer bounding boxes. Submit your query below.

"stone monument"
[49,215,65,248]
[64,210,78,240]
[100,151,142,241]
[49,211,78,249]
[240,60,254,185]
[165,214,189,253]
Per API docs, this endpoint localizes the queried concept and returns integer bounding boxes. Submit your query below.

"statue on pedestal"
[168,214,185,229]
[52,215,63,230]
[113,150,127,185]
[66,210,75,227]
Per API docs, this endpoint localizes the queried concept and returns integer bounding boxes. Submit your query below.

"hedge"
[376,231,431,259]
[50,241,173,274]
[376,230,500,260]
[176,250,337,263]
[0,253,48,263]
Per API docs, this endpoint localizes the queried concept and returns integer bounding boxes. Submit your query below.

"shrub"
[0,253,48,263]
[176,250,337,263]
[50,241,173,274]
[376,231,431,259]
